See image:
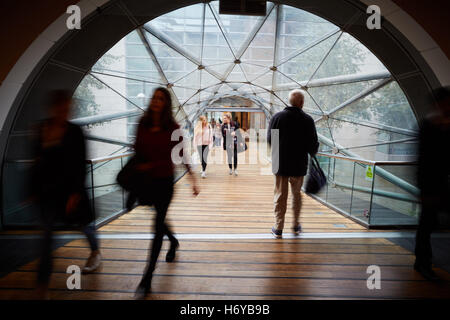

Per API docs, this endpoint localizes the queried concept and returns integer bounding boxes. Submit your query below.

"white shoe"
[234,170,238,176]
[82,250,101,273]
[229,169,233,175]
[201,171,206,178]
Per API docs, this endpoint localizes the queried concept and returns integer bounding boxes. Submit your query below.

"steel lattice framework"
[73,1,419,158]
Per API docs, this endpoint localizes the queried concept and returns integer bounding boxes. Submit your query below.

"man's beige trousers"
[273,175,304,231]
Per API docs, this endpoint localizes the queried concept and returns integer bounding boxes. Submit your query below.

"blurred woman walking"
[194,116,213,178]
[132,87,199,298]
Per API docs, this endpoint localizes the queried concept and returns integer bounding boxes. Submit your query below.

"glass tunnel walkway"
[0,0,449,300]
[0,148,450,300]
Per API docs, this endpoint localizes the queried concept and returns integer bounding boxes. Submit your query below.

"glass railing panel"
[2,161,41,226]
[91,184,124,226]
[349,162,373,224]
[314,154,330,201]
[325,157,354,214]
[370,164,420,226]
[88,157,126,225]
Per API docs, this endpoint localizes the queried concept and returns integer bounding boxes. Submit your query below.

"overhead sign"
[219,0,267,16]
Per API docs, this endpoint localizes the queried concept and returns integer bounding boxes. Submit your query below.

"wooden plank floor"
[1,148,449,299]
[1,238,450,299]
[98,147,368,235]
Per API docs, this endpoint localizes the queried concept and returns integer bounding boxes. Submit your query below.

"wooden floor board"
[1,149,448,299]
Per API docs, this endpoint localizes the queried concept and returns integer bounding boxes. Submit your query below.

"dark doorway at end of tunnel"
[388,237,450,274]
[0,238,72,278]
[205,111,267,139]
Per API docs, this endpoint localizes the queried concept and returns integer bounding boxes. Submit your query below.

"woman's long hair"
[194,115,207,135]
[142,87,176,130]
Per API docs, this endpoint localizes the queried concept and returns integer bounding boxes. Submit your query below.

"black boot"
[166,239,179,263]
[135,276,152,299]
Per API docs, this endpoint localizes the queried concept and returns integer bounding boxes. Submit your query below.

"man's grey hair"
[289,89,305,108]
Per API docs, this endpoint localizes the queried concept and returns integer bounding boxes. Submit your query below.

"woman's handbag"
[237,141,248,153]
[305,155,327,194]
[236,129,248,153]
[117,155,141,192]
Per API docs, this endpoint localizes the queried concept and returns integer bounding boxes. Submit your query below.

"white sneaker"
[201,171,206,178]
[229,169,233,175]
[82,250,101,273]
[234,170,238,176]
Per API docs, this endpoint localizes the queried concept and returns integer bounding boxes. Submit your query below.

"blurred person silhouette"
[222,113,244,176]
[32,90,101,297]
[414,86,450,281]
[267,89,319,238]
[193,116,213,178]
[214,123,222,147]
[210,119,216,145]
[125,192,138,212]
[133,87,199,298]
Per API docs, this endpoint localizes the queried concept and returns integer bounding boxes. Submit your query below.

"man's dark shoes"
[166,240,179,262]
[414,262,440,281]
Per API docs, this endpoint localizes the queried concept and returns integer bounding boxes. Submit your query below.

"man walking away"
[267,89,319,238]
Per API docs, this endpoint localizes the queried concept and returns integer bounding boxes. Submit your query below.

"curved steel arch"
[0,0,443,227]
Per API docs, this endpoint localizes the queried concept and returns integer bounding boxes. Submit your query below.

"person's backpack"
[305,155,327,194]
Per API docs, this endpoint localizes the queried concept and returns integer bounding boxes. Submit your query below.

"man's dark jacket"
[268,106,319,176]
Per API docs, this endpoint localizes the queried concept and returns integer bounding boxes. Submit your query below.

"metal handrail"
[86,152,134,164]
[315,151,420,198]
[316,152,418,166]
[333,181,420,203]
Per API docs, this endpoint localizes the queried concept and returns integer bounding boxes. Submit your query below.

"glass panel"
[333,81,419,132]
[201,70,221,89]
[87,141,127,164]
[90,157,126,223]
[312,32,388,81]
[209,0,266,54]
[203,5,235,71]
[240,6,277,68]
[315,118,334,142]
[183,102,201,115]
[237,84,256,95]
[2,162,40,226]
[276,5,339,64]
[350,162,372,224]
[145,3,204,60]
[277,31,341,84]
[173,85,198,105]
[93,73,161,110]
[273,70,300,90]
[92,31,165,85]
[217,83,234,95]
[241,63,269,82]
[326,157,354,213]
[145,32,198,83]
[307,80,379,113]
[314,154,331,201]
[72,75,131,119]
[370,164,420,226]
[92,38,127,73]
[227,64,249,83]
[252,71,273,89]
[204,62,234,77]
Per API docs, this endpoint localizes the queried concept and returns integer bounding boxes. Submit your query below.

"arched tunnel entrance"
[0,0,441,229]
[1,0,450,302]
